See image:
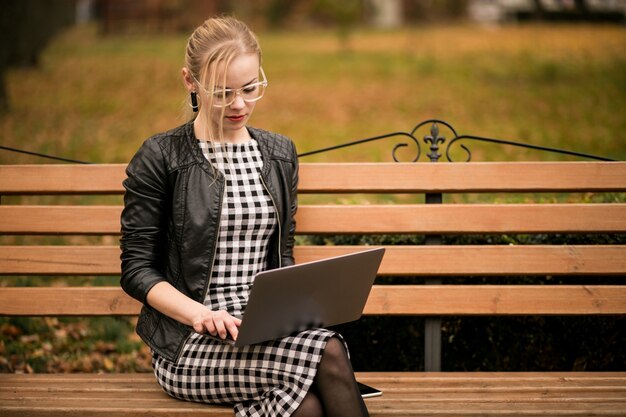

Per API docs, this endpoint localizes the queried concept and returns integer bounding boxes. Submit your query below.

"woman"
[120,16,369,417]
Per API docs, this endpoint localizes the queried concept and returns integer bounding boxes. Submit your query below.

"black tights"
[292,337,369,417]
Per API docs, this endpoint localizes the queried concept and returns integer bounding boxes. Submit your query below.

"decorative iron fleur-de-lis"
[423,123,445,162]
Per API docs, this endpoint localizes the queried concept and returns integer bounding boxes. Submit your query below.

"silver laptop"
[229,247,385,347]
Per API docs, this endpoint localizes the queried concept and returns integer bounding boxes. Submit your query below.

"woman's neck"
[193,117,251,144]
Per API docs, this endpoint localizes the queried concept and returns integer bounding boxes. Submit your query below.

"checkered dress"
[152,139,342,417]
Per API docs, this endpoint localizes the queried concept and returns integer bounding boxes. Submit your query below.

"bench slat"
[2,372,626,416]
[3,371,624,385]
[297,204,626,234]
[1,286,624,316]
[0,164,126,195]
[2,162,625,194]
[2,390,626,401]
[0,206,122,234]
[3,245,626,276]
[298,162,626,193]
[2,204,626,234]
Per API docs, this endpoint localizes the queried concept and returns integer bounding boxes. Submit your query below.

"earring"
[190,91,199,112]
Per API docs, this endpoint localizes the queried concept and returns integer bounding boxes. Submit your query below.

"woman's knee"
[318,337,352,378]
[292,390,324,417]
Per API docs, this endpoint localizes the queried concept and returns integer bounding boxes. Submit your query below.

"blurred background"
[1,0,625,373]
[1,0,625,164]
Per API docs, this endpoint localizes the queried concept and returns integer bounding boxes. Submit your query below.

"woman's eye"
[214,90,232,98]
[243,85,258,94]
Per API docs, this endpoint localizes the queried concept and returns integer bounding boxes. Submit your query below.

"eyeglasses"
[193,67,268,108]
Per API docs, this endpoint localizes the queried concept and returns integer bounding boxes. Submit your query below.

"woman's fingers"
[225,320,239,341]
[213,314,227,339]
[202,314,217,336]
[192,321,205,334]
[196,310,240,340]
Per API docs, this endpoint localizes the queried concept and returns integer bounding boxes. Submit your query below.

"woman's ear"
[181,67,195,92]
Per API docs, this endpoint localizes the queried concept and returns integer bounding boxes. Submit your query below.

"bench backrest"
[1,162,626,317]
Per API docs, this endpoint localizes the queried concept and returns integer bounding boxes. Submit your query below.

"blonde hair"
[184,16,262,142]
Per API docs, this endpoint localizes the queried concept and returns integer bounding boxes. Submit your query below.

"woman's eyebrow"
[220,77,259,89]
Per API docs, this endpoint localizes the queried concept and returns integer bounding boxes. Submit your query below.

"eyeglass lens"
[213,82,266,107]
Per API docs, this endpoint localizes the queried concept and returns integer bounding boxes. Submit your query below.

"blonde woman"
[120,16,368,417]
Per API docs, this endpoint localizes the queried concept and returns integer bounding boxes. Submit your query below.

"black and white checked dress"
[152,139,343,417]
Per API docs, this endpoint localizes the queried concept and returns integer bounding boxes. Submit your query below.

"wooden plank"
[0,246,121,275]
[4,385,625,400]
[3,372,626,390]
[3,204,626,234]
[0,164,126,195]
[0,399,231,417]
[2,162,625,194]
[294,245,626,276]
[0,206,122,234]
[2,390,625,403]
[1,395,625,416]
[295,204,626,234]
[0,287,140,316]
[2,373,625,417]
[1,286,625,316]
[3,245,626,276]
[364,285,626,315]
[298,162,626,193]
[3,383,625,400]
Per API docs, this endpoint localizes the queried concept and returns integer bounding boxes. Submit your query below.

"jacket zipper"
[202,177,224,309]
[259,174,282,269]
[175,176,224,363]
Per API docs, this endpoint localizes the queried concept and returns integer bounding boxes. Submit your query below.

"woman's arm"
[146,282,241,340]
[120,139,169,303]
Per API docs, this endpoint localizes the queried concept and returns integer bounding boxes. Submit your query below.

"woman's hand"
[191,308,242,341]
[146,282,241,341]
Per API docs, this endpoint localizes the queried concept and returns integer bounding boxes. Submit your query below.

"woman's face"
[208,53,262,141]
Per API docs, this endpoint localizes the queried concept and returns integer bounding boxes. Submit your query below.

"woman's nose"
[230,94,246,110]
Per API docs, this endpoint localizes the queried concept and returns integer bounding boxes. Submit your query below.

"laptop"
[229,247,385,347]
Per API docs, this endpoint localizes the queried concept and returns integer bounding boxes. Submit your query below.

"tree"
[0,0,74,112]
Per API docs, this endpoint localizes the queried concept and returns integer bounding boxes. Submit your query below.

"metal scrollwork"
[444,134,615,162]
[298,119,616,162]
[297,131,421,162]
[410,119,460,162]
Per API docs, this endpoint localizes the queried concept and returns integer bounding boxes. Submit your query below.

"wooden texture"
[0,206,122,234]
[0,164,126,195]
[3,245,626,276]
[2,162,626,194]
[295,204,626,234]
[1,161,626,416]
[3,204,626,234]
[1,372,625,417]
[298,162,626,193]
[1,285,625,316]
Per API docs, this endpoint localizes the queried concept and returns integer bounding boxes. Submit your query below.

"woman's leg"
[291,389,324,417]
[313,337,369,417]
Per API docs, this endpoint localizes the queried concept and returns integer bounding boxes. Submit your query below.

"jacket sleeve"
[119,138,169,304]
[282,139,299,267]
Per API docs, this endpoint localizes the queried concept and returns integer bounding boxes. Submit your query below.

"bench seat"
[2,372,626,416]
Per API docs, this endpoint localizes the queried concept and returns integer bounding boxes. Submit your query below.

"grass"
[1,23,625,164]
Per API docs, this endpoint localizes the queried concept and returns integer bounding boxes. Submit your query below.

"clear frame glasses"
[193,67,268,108]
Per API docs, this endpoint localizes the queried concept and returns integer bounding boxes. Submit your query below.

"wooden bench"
[1,161,626,416]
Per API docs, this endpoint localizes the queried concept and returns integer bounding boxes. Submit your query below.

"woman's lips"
[226,115,246,122]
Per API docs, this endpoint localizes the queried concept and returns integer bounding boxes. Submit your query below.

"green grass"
[1,23,625,164]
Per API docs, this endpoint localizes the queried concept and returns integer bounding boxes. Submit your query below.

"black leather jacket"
[120,121,298,362]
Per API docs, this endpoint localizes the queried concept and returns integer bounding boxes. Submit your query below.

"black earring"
[190,91,199,112]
